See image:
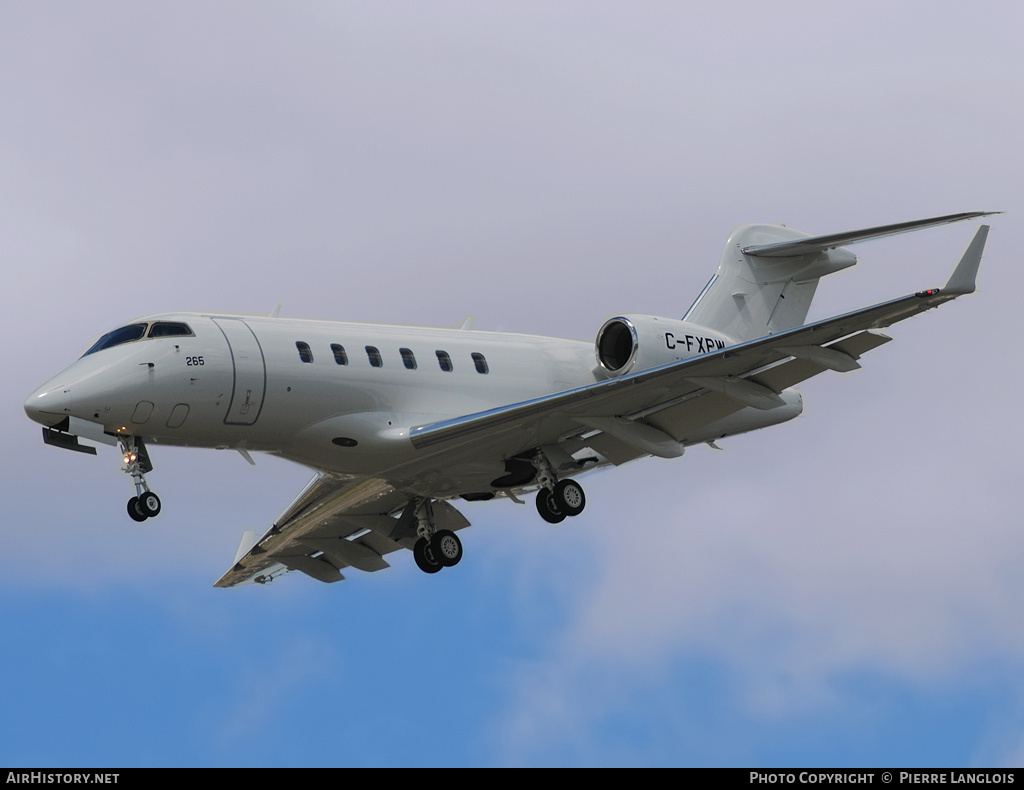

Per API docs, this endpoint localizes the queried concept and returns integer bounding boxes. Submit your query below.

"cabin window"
[400,348,417,370]
[472,352,489,374]
[331,343,348,365]
[366,346,383,367]
[436,350,453,372]
[296,342,313,363]
[81,324,148,357]
[148,321,193,338]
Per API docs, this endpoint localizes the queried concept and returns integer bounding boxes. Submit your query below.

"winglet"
[943,224,990,295]
[232,529,261,565]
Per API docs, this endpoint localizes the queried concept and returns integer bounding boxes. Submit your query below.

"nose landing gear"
[120,437,161,522]
[127,491,162,522]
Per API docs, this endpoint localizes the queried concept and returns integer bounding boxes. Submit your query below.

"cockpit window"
[81,324,148,357]
[148,321,193,338]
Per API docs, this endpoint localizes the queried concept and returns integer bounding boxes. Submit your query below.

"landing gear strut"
[120,436,161,522]
[411,499,463,574]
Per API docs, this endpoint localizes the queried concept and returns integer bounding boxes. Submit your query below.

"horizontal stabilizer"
[741,211,1000,258]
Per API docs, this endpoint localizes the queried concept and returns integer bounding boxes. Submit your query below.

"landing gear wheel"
[127,497,148,522]
[553,479,585,517]
[413,537,443,574]
[536,489,566,524]
[138,491,161,518]
[431,530,463,567]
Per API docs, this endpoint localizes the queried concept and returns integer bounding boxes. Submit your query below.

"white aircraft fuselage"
[25,312,748,494]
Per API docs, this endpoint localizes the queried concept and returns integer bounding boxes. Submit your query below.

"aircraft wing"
[410,225,990,464]
[214,472,470,587]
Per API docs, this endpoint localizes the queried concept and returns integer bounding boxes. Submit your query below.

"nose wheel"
[127,497,147,522]
[120,437,161,522]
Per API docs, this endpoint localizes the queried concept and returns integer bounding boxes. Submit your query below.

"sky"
[2,0,1023,768]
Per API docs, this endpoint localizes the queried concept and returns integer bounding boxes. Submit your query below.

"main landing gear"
[532,453,587,524]
[411,499,464,574]
[120,436,161,523]
[535,479,586,523]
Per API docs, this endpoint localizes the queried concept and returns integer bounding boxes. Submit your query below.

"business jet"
[24,211,995,587]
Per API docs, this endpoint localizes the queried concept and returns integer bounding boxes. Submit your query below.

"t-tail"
[683,211,999,343]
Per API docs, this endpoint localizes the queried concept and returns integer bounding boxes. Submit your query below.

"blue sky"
[3,1,1023,767]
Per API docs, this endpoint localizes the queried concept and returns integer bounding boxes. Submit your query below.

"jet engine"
[595,314,735,378]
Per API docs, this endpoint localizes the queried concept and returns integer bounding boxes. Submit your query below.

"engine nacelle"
[594,314,735,378]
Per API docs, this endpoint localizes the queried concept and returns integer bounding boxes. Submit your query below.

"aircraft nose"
[24,383,72,427]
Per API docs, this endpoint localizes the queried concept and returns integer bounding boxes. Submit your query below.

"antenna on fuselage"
[269,303,283,318]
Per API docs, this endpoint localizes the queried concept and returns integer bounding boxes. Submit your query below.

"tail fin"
[683,222,857,342]
[683,212,999,343]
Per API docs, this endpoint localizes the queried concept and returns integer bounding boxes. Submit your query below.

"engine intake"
[596,317,639,375]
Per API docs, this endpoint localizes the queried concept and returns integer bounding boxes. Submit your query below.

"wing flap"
[214,474,411,588]
[582,432,648,465]
[749,331,892,394]
[575,416,684,459]
[299,537,390,573]
[215,474,475,587]
[278,553,345,584]
[684,375,787,410]
[645,391,744,442]
[830,329,893,357]
[774,344,860,373]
